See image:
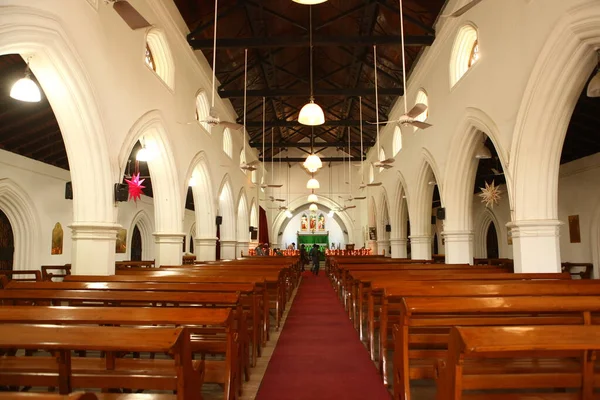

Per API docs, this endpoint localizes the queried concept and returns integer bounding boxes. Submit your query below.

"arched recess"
[184,151,216,239]
[368,196,377,228]
[0,178,41,271]
[217,175,236,242]
[443,108,510,233]
[411,149,443,237]
[449,23,479,87]
[511,1,600,222]
[236,188,250,243]
[145,28,175,90]
[119,110,183,234]
[250,198,258,228]
[128,209,154,261]
[474,208,503,259]
[378,190,391,256]
[271,195,356,245]
[189,223,196,254]
[391,171,410,240]
[0,7,114,226]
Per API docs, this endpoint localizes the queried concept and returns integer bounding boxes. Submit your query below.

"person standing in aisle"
[310,243,320,276]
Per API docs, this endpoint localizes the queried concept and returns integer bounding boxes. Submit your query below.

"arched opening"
[413,89,429,131]
[486,221,499,259]
[217,176,236,260]
[449,23,479,87]
[433,233,439,256]
[195,90,211,133]
[131,225,142,261]
[223,128,233,158]
[236,190,249,257]
[186,152,216,261]
[0,209,14,272]
[145,28,175,90]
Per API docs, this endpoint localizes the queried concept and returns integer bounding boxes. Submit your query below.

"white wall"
[280,207,347,250]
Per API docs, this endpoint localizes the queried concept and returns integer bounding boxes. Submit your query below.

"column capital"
[69,222,121,240]
[409,235,431,244]
[442,230,474,243]
[153,232,185,244]
[220,240,238,246]
[507,219,563,238]
[390,238,407,245]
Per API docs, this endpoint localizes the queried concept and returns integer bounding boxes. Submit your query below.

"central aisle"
[255,272,391,400]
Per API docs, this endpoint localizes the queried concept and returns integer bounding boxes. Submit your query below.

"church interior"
[1,0,600,399]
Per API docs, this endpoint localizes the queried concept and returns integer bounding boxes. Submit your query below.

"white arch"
[250,198,258,227]
[413,88,429,130]
[119,110,183,233]
[0,7,114,226]
[411,150,442,236]
[271,195,356,245]
[377,189,391,237]
[449,23,479,87]
[236,188,249,243]
[474,208,501,259]
[392,126,403,156]
[217,175,236,241]
[368,196,377,228]
[511,1,600,222]
[184,151,216,239]
[0,179,41,271]
[443,108,509,232]
[145,28,175,90]
[391,171,409,240]
[128,209,154,261]
[222,128,233,158]
[195,90,211,134]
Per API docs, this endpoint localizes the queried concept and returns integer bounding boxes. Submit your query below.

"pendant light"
[309,203,319,212]
[308,192,318,202]
[10,58,41,103]
[293,0,327,5]
[303,127,323,172]
[307,175,320,189]
[298,6,325,126]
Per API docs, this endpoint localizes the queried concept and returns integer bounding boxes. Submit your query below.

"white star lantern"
[478,180,502,208]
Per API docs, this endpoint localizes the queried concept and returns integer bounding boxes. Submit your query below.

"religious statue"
[317,214,325,231]
[301,214,308,231]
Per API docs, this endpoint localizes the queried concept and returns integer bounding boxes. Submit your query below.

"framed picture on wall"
[568,215,581,243]
[369,227,377,241]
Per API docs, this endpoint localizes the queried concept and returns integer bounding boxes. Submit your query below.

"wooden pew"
[437,325,600,399]
[4,279,265,362]
[0,324,202,399]
[392,295,600,400]
[41,265,72,281]
[0,306,235,400]
[562,261,593,279]
[0,394,176,400]
[0,270,42,284]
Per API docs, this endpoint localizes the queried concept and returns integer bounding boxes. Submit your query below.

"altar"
[297,232,328,260]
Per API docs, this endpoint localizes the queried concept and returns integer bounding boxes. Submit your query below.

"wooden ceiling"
[174,0,444,159]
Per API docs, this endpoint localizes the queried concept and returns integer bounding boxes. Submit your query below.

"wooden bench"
[0,324,202,399]
[562,261,593,279]
[392,295,600,400]
[0,394,178,400]
[437,325,600,399]
[0,270,42,285]
[41,265,72,281]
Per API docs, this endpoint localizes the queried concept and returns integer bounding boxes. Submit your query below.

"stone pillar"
[410,235,432,261]
[220,240,237,260]
[390,238,408,259]
[195,237,217,262]
[154,233,185,267]
[70,223,120,275]
[367,240,378,255]
[442,230,474,264]
[508,220,562,273]
[236,241,250,258]
[377,240,391,257]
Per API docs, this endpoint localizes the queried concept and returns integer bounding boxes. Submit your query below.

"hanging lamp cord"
[399,0,408,114]
[211,0,218,108]
[309,6,314,101]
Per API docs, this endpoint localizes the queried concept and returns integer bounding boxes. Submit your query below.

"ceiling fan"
[239,48,260,172]
[197,0,243,131]
[261,195,285,203]
[269,205,288,211]
[260,126,283,188]
[106,0,151,30]
[442,0,486,18]
[337,205,357,212]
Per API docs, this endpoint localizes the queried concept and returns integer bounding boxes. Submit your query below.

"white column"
[236,241,250,258]
[377,240,391,257]
[390,238,408,259]
[153,233,185,267]
[442,230,474,264]
[221,240,237,260]
[70,223,120,275]
[195,237,217,262]
[508,220,562,273]
[410,235,432,260]
[367,240,378,255]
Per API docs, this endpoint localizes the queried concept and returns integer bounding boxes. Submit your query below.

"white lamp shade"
[10,76,41,102]
[136,148,152,162]
[309,203,318,212]
[474,145,492,159]
[298,100,325,126]
[293,0,327,4]
[285,210,293,218]
[188,176,197,187]
[303,154,323,172]
[587,71,600,97]
[308,193,318,202]
[307,178,320,189]
[327,210,335,218]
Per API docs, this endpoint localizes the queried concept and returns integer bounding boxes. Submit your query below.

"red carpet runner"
[255,271,391,400]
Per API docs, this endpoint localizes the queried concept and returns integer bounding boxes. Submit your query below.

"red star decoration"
[124,172,145,202]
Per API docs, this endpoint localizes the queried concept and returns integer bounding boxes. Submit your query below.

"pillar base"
[377,240,391,257]
[390,238,408,259]
[367,240,378,255]
[236,241,250,258]
[195,237,217,262]
[410,235,432,261]
[220,240,237,260]
[508,220,562,273]
[442,230,474,264]
[153,232,185,267]
[70,222,120,275]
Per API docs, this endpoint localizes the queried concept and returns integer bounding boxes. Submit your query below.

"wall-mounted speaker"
[249,226,254,233]
[216,216,223,225]
[431,216,437,225]
[114,183,129,202]
[385,224,391,232]
[250,231,258,240]
[65,182,73,200]
[436,207,446,220]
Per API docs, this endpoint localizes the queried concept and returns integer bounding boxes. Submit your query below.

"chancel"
[0,0,599,399]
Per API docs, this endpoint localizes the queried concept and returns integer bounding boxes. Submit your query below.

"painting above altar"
[301,212,326,232]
